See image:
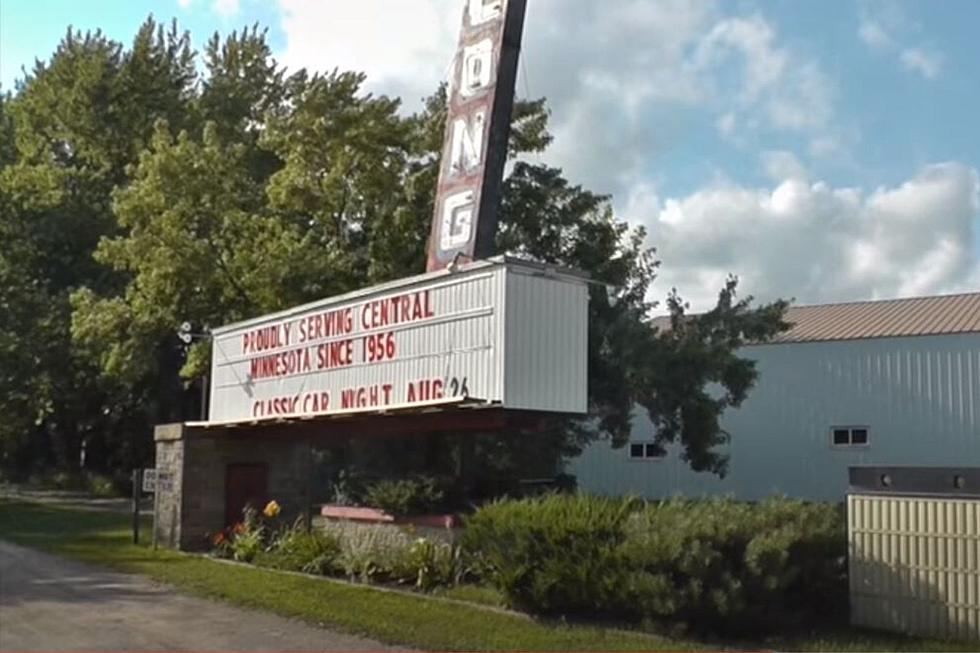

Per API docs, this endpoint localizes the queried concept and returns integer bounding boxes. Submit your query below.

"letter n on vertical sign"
[426,0,527,272]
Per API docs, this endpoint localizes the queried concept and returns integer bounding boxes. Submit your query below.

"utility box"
[848,466,979,642]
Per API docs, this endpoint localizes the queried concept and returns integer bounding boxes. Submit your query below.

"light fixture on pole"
[176,321,212,420]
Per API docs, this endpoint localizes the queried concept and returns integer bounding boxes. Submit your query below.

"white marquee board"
[208,259,588,424]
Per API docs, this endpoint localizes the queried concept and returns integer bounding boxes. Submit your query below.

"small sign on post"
[142,468,157,493]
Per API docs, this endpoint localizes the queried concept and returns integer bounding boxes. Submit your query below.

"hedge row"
[461,494,847,634]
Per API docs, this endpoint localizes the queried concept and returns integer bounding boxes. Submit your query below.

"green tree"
[0,19,199,475]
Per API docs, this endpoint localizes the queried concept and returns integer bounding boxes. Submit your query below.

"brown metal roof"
[653,292,980,344]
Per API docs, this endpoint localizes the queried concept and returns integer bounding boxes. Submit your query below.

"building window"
[831,426,870,448]
[629,442,666,460]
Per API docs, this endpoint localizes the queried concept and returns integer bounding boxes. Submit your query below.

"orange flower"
[212,532,225,546]
[263,500,281,518]
[233,522,246,535]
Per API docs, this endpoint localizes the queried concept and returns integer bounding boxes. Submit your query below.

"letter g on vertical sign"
[440,191,475,250]
[426,0,527,272]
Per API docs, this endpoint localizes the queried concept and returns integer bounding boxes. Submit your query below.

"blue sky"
[2,0,978,309]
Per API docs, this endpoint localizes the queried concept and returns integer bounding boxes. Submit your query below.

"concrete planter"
[319,504,462,529]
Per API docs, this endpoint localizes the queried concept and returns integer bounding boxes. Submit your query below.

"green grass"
[0,499,973,652]
[433,583,508,608]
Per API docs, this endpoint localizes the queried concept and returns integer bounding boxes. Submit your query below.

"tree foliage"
[0,17,787,482]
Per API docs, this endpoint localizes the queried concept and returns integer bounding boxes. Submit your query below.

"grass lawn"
[0,499,972,652]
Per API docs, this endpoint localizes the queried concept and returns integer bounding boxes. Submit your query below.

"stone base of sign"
[153,423,312,551]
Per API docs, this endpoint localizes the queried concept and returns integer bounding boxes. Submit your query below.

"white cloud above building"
[268,0,976,311]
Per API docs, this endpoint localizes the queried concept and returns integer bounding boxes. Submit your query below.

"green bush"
[462,494,846,634]
[322,521,464,589]
[406,536,466,590]
[228,505,271,563]
[231,527,264,563]
[25,470,122,496]
[260,520,342,575]
[619,498,846,632]
[325,521,415,582]
[462,494,638,614]
[86,473,118,497]
[362,476,446,516]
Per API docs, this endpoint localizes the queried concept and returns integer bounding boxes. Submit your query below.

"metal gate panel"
[848,467,980,642]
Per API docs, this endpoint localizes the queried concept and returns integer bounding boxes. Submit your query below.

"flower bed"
[211,500,468,591]
[212,495,848,638]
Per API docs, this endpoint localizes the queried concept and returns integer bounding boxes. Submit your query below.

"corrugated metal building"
[569,292,980,502]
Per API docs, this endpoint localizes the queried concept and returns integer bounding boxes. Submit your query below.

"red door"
[225,463,268,527]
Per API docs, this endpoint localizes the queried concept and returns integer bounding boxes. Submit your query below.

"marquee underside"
[183,398,560,439]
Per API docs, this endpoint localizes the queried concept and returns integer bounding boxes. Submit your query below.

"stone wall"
[153,423,313,551]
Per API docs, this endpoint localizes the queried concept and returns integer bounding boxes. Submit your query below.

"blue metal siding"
[569,333,980,501]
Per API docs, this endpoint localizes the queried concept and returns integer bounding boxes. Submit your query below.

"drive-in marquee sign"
[426,0,528,272]
[207,260,588,424]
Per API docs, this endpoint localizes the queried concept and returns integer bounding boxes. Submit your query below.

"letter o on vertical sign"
[461,39,494,99]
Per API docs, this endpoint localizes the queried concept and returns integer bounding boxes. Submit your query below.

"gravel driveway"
[0,541,405,652]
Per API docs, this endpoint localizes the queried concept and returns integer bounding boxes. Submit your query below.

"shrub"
[86,473,118,497]
[362,476,445,516]
[462,494,846,634]
[231,525,264,563]
[24,469,121,496]
[217,502,289,564]
[620,498,846,631]
[322,521,464,589]
[325,521,418,583]
[260,519,341,575]
[462,494,639,614]
[406,536,466,590]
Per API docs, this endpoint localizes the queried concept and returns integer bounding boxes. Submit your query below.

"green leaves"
[463,495,846,633]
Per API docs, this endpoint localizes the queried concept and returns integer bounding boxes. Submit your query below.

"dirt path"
[0,541,405,652]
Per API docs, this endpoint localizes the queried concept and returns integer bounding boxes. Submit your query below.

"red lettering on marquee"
[360,291,436,330]
[298,308,354,343]
[248,347,312,381]
[407,378,445,403]
[340,384,395,410]
[316,339,354,370]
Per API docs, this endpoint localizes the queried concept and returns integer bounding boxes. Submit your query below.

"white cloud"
[716,112,737,139]
[177,0,193,7]
[857,4,945,80]
[274,1,837,198]
[269,2,976,310]
[858,21,892,50]
[809,135,845,159]
[761,151,808,182]
[642,162,980,310]
[900,48,943,79]
[212,0,240,17]
[276,0,459,106]
[693,15,833,133]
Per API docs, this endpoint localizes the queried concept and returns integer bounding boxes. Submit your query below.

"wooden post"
[131,468,141,545]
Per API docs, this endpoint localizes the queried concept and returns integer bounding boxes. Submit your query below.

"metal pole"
[152,473,159,550]
[132,468,141,545]
[200,371,209,420]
